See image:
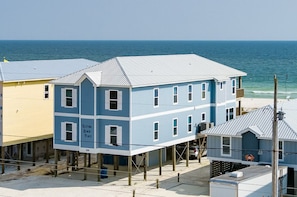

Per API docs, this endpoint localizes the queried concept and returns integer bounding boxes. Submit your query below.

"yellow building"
[0,59,98,172]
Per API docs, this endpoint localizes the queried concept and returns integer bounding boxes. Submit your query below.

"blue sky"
[1,0,297,40]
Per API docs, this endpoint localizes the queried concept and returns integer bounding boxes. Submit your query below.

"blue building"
[52,54,246,175]
[202,99,297,195]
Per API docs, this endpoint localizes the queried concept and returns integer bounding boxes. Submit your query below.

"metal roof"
[0,59,99,82]
[202,100,297,141]
[52,54,247,87]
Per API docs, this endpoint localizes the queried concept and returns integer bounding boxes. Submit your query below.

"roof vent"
[230,171,243,178]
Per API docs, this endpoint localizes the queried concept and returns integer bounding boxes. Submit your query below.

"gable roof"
[51,54,247,87]
[0,59,99,82]
[202,100,297,141]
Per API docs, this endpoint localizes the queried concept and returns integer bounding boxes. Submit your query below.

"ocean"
[1,40,297,99]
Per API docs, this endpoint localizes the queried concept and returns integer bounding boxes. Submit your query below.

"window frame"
[173,86,178,104]
[279,140,284,161]
[172,118,178,137]
[221,136,231,156]
[44,84,49,99]
[105,90,122,111]
[61,88,77,108]
[226,108,235,121]
[187,115,192,133]
[105,125,122,146]
[201,83,206,100]
[61,122,77,142]
[231,79,236,95]
[201,112,206,122]
[220,82,223,90]
[188,84,193,102]
[153,88,159,107]
[153,121,159,141]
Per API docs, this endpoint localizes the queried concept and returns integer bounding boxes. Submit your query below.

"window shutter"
[118,91,122,110]
[105,90,109,110]
[72,89,77,108]
[61,88,66,107]
[117,126,122,146]
[61,122,66,141]
[105,125,110,145]
[72,123,77,142]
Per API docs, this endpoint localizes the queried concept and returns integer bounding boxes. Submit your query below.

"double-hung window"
[61,122,77,142]
[153,122,159,141]
[154,88,159,107]
[61,88,77,108]
[226,108,234,121]
[201,83,206,100]
[221,136,231,156]
[279,141,284,161]
[231,79,236,95]
[187,115,192,133]
[105,125,122,146]
[105,90,122,110]
[188,84,193,102]
[173,86,178,104]
[201,112,206,122]
[173,118,178,136]
[44,84,49,99]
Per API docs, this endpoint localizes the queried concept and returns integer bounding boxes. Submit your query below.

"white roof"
[0,59,99,82]
[202,99,297,141]
[52,54,247,87]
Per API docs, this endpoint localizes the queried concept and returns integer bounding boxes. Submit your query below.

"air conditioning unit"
[199,122,209,131]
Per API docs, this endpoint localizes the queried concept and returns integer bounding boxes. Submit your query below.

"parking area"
[0,157,210,197]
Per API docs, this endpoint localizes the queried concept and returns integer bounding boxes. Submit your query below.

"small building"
[0,59,98,172]
[202,99,297,195]
[210,165,288,197]
[52,54,246,182]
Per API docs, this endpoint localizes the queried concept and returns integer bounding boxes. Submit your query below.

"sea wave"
[252,91,297,95]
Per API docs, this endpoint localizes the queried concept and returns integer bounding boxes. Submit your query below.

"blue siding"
[81,119,94,148]
[259,139,271,163]
[81,79,94,115]
[242,131,259,161]
[96,87,129,117]
[97,119,130,151]
[283,141,297,164]
[54,85,79,114]
[54,116,79,146]
[148,148,166,166]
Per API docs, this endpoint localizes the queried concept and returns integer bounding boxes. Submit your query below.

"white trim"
[221,136,231,157]
[188,84,193,102]
[153,121,159,141]
[172,118,178,137]
[201,83,206,100]
[231,79,236,95]
[187,115,192,133]
[153,88,159,108]
[173,86,178,105]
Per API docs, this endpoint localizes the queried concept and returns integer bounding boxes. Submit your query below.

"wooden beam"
[1,146,5,174]
[54,149,58,177]
[84,153,87,180]
[172,145,176,171]
[159,149,162,175]
[144,153,147,181]
[186,142,189,167]
[128,156,132,186]
[97,153,101,182]
[17,144,22,170]
[32,141,36,166]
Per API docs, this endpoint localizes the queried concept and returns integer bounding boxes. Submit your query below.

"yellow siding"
[2,80,54,146]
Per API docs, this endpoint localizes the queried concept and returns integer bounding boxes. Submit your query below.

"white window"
[173,118,178,136]
[188,84,193,102]
[201,83,206,99]
[201,112,206,122]
[173,86,178,104]
[226,108,234,121]
[153,122,159,141]
[279,141,284,161]
[154,88,159,107]
[44,84,49,99]
[61,122,77,142]
[105,90,122,110]
[61,88,77,108]
[221,136,231,156]
[105,125,122,146]
[187,115,192,133]
[231,79,236,94]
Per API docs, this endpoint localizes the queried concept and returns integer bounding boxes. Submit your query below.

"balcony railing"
[236,88,244,98]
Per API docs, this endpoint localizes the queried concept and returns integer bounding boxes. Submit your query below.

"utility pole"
[272,75,278,197]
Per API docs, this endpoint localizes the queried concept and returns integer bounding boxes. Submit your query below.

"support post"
[159,149,162,175]
[84,153,87,180]
[144,152,147,181]
[66,151,70,171]
[54,149,58,177]
[172,145,176,171]
[17,144,22,170]
[128,156,132,186]
[45,139,49,163]
[1,146,5,174]
[32,141,36,166]
[88,153,91,167]
[114,155,119,176]
[97,153,101,182]
[272,75,279,197]
[186,142,189,167]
